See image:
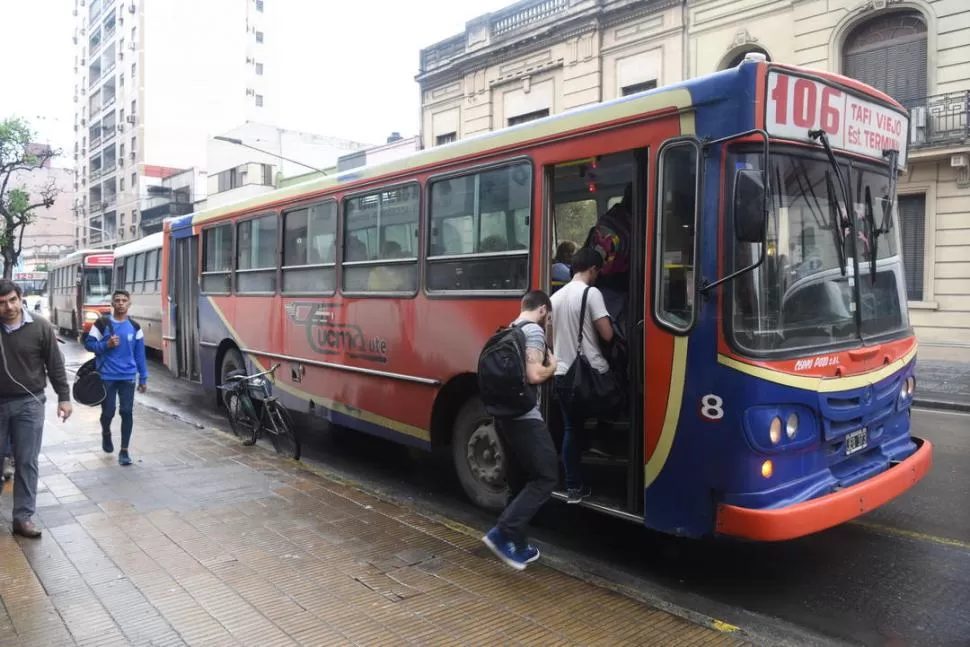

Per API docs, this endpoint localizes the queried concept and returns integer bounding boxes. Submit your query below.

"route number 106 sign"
[765,71,909,169]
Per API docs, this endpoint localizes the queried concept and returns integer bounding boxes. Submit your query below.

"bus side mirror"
[734,169,767,243]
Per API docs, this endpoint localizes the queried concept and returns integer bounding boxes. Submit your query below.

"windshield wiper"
[824,171,848,276]
[864,186,878,283]
[812,128,864,335]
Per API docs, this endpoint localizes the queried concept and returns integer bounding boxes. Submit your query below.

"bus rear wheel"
[452,398,508,512]
[219,347,246,409]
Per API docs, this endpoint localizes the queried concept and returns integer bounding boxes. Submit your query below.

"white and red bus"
[49,250,114,339]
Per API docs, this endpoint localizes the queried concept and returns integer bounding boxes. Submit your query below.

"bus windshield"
[84,267,113,304]
[728,148,910,356]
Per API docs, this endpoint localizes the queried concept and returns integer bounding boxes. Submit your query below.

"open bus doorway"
[545,149,646,520]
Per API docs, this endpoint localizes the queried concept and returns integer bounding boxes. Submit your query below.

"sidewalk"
[0,395,746,647]
[915,358,970,412]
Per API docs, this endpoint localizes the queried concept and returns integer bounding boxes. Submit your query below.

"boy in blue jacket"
[84,290,148,466]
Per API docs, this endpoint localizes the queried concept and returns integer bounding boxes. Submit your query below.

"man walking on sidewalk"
[84,290,148,466]
[478,290,558,570]
[0,279,72,538]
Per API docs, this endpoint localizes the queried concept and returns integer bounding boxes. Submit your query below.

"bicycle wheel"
[264,403,301,460]
[226,391,258,446]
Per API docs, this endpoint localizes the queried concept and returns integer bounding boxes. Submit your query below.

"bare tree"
[0,117,60,279]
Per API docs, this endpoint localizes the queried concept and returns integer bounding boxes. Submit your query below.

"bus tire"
[452,397,508,512]
[219,346,246,406]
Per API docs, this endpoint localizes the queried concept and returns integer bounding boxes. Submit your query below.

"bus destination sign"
[765,70,909,170]
[85,254,114,267]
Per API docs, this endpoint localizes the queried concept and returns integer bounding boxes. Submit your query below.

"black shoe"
[102,433,114,454]
[566,485,591,504]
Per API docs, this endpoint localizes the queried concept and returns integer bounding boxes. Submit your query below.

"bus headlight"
[84,310,99,322]
[907,376,916,396]
[769,417,782,445]
[786,413,799,439]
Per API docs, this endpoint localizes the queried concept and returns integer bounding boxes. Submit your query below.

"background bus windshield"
[729,149,910,355]
[84,267,113,304]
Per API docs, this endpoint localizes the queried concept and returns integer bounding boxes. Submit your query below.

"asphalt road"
[61,343,970,647]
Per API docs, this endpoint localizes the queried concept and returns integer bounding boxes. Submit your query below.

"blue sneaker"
[118,450,132,466]
[481,527,527,571]
[102,433,114,454]
[518,542,540,564]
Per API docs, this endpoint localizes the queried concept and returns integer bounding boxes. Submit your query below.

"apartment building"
[416,0,970,359]
[72,0,276,248]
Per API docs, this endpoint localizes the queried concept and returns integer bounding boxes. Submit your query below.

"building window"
[622,80,657,96]
[427,162,532,293]
[120,177,125,191]
[255,94,264,107]
[255,30,264,43]
[217,167,242,192]
[843,11,927,107]
[131,172,136,187]
[343,184,420,294]
[255,62,263,76]
[282,202,336,294]
[236,214,277,293]
[202,225,233,293]
[898,194,926,301]
[436,132,456,146]
[130,63,135,80]
[256,0,264,11]
[655,142,699,332]
[507,109,549,127]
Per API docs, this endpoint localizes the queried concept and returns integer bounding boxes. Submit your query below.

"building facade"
[417,0,970,359]
[13,164,76,272]
[72,0,276,248]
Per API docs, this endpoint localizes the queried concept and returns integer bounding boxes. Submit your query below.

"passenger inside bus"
[551,241,576,294]
[548,151,638,505]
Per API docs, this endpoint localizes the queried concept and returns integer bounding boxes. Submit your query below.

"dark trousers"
[494,417,557,546]
[102,380,136,449]
[0,396,46,522]
[554,376,586,490]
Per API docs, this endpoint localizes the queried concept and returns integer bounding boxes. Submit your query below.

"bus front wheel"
[452,398,508,512]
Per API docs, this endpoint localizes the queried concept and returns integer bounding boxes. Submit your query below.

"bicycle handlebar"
[228,363,281,383]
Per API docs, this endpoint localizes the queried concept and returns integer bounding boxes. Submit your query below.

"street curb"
[121,394,848,647]
[913,398,970,413]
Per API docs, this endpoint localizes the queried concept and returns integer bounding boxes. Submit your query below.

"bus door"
[170,234,201,381]
[546,148,647,518]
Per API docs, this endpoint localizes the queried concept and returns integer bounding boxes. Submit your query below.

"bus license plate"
[845,428,868,455]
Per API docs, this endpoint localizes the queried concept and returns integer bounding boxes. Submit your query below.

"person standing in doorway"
[84,290,148,466]
[479,290,558,570]
[550,248,615,504]
[0,279,72,538]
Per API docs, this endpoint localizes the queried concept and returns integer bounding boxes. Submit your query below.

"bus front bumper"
[715,437,933,541]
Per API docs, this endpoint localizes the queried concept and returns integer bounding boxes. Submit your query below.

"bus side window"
[201,225,234,294]
[236,214,278,294]
[282,201,337,295]
[342,184,419,295]
[655,141,700,333]
[426,162,531,293]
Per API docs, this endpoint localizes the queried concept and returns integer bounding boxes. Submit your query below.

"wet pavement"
[0,392,745,646]
[19,341,969,647]
[915,357,970,412]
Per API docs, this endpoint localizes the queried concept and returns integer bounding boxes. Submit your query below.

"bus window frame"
[340,180,422,299]
[652,136,703,336]
[281,198,339,297]
[200,222,235,296]
[234,211,281,296]
[423,156,534,300]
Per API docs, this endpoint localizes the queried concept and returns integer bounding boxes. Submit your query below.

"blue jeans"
[555,375,586,490]
[102,380,136,450]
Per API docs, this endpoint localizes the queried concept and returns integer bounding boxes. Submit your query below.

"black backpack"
[477,322,536,418]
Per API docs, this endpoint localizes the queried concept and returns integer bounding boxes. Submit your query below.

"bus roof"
[166,59,901,233]
[112,232,163,260]
[49,249,115,269]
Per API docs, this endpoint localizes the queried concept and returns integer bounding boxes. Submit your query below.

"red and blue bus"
[161,56,931,540]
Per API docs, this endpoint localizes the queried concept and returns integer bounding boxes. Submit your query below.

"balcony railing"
[906,91,969,151]
[491,0,567,37]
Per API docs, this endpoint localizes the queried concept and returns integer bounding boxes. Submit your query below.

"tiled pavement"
[0,395,746,647]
